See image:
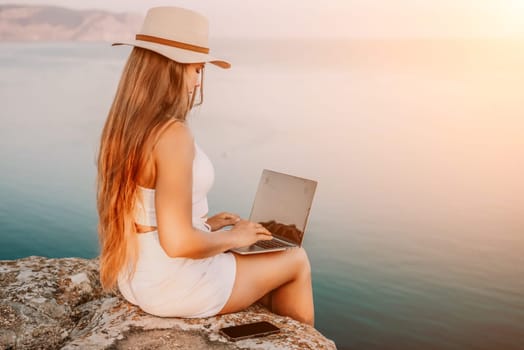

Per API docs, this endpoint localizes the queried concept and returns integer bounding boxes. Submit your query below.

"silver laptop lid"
[248,169,317,246]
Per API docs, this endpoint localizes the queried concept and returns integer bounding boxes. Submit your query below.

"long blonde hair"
[97,47,193,291]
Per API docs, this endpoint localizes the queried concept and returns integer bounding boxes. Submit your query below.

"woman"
[97,7,314,326]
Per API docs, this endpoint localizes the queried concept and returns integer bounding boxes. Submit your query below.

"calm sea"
[1,39,523,349]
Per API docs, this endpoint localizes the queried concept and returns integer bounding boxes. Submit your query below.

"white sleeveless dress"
[117,142,237,318]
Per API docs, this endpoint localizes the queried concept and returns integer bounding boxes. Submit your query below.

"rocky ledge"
[0,256,336,349]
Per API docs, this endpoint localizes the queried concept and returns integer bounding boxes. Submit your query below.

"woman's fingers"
[230,219,273,246]
[257,225,273,240]
[221,212,238,218]
[250,222,271,234]
[220,212,241,223]
[207,212,240,230]
[230,215,241,224]
[257,232,273,240]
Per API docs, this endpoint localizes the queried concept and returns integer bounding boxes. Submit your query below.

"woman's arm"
[153,122,270,259]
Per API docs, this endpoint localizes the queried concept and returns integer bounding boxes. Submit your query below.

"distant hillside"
[0,4,142,41]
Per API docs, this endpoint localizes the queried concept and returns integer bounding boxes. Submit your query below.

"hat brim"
[112,40,231,69]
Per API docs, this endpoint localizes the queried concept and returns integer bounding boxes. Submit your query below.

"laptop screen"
[249,169,317,245]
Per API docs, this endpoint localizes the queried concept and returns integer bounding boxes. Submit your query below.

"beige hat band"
[135,34,210,54]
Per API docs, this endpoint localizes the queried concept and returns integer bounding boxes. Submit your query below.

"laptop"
[231,169,317,255]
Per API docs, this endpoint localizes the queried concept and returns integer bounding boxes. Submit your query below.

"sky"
[2,0,524,38]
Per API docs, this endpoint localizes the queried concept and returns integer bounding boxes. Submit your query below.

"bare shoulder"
[153,121,194,208]
[153,121,195,160]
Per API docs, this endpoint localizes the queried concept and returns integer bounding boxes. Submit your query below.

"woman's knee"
[291,247,311,276]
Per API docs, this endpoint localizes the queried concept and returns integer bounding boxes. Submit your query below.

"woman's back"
[118,133,237,318]
[134,142,215,229]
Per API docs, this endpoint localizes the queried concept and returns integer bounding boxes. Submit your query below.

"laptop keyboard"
[254,239,292,249]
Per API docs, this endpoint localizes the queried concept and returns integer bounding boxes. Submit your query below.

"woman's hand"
[206,212,241,231]
[229,220,273,248]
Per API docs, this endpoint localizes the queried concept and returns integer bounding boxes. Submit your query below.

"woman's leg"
[218,247,314,326]
[257,292,273,310]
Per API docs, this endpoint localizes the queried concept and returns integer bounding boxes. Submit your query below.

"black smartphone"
[219,321,280,341]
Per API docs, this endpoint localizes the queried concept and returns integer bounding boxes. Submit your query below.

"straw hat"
[113,7,230,69]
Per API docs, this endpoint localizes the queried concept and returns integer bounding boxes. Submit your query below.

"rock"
[0,256,337,349]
